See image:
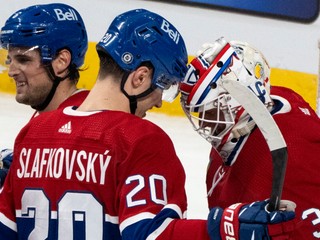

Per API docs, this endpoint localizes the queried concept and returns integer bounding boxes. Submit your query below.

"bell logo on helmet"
[161,20,180,44]
[54,8,78,21]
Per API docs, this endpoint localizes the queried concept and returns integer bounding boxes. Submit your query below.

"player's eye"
[15,55,32,64]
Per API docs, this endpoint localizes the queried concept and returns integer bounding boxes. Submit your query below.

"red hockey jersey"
[207,86,320,239]
[30,89,89,119]
[0,107,209,239]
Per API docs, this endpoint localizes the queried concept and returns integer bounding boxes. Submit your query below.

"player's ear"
[52,49,72,76]
[132,66,152,88]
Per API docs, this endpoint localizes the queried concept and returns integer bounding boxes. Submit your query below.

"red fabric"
[58,89,89,109]
[0,107,210,239]
[207,86,320,239]
[268,219,296,240]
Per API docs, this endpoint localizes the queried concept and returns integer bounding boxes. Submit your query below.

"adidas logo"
[58,121,72,134]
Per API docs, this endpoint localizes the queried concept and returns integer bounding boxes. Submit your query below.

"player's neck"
[38,81,78,114]
[77,78,130,113]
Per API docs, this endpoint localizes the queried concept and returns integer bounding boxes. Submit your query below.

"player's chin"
[135,111,146,118]
[15,93,28,104]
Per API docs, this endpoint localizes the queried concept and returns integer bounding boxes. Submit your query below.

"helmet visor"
[161,82,179,102]
[0,45,42,73]
[154,74,182,102]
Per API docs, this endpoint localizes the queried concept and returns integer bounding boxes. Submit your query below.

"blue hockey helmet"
[96,9,188,91]
[0,3,88,68]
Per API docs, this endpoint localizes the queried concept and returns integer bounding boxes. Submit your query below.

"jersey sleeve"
[116,125,210,240]
[0,119,34,239]
[0,168,18,239]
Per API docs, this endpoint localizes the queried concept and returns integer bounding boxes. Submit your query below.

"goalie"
[180,37,320,239]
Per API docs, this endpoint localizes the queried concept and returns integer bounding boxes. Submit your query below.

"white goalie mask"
[180,37,272,148]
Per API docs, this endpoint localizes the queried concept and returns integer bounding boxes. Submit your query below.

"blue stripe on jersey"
[0,222,18,239]
[121,206,181,239]
[14,209,180,240]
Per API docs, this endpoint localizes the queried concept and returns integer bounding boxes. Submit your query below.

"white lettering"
[17,148,27,178]
[76,150,86,181]
[100,33,113,45]
[39,148,49,177]
[99,150,111,184]
[45,148,56,178]
[30,150,40,178]
[86,152,98,183]
[161,20,180,44]
[302,208,320,238]
[65,149,77,179]
[1,30,14,35]
[222,203,241,239]
[16,148,112,185]
[54,8,78,21]
[53,148,64,178]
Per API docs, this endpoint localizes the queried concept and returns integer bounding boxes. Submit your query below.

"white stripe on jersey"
[163,204,183,218]
[146,204,184,239]
[105,213,119,224]
[120,212,155,232]
[120,204,183,235]
[146,218,174,240]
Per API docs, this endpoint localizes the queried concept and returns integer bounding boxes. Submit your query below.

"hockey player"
[180,37,320,239]
[0,3,89,186]
[0,9,295,240]
[0,3,89,115]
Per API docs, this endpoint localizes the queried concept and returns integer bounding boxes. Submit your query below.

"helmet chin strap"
[120,72,156,115]
[31,64,70,111]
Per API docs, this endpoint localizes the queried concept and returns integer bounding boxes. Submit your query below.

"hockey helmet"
[0,3,88,68]
[96,8,188,98]
[180,37,272,147]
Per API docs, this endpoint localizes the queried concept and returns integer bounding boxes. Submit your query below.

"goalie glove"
[207,200,296,240]
[0,148,13,187]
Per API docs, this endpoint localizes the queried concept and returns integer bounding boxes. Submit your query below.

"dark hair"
[42,51,81,84]
[67,63,81,83]
[97,48,125,80]
[96,46,154,81]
